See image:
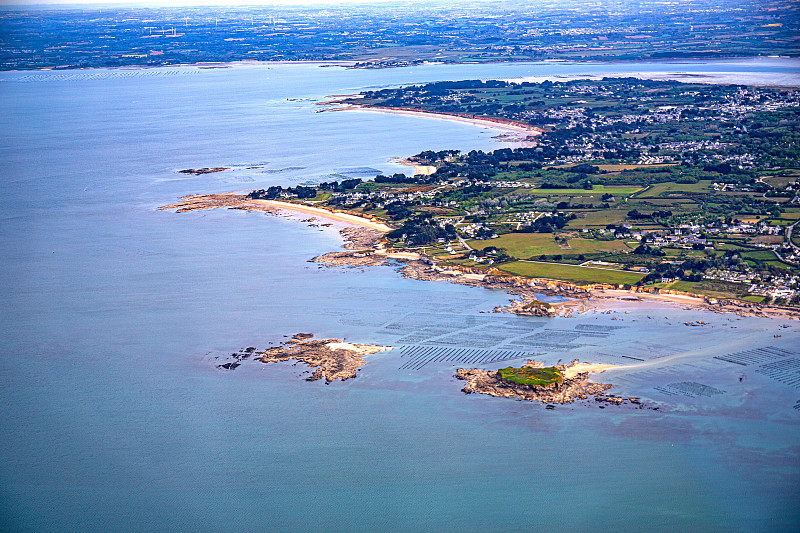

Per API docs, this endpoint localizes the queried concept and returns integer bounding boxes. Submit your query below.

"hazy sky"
[2,0,440,5]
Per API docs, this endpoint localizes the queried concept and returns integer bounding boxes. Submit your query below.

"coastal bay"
[2,60,799,532]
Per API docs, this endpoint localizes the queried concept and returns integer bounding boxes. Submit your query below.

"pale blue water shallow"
[1,60,799,532]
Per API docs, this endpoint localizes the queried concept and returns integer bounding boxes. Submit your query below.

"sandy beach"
[561,362,618,380]
[254,200,392,232]
[395,158,437,176]
[326,342,391,355]
[160,193,392,233]
[339,104,544,138]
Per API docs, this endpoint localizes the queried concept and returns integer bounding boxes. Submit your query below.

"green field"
[713,241,750,251]
[566,209,627,228]
[741,250,779,261]
[525,185,643,196]
[497,366,562,387]
[766,260,795,271]
[468,233,629,258]
[668,280,750,299]
[595,164,678,171]
[641,180,713,197]
[500,261,646,285]
[566,238,632,254]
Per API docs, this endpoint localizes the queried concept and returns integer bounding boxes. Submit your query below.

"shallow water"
[1,59,799,532]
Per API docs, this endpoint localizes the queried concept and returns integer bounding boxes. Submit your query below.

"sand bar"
[561,363,618,380]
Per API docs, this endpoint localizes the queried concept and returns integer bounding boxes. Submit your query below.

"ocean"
[1,59,799,532]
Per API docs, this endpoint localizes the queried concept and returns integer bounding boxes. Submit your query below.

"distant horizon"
[5,0,477,7]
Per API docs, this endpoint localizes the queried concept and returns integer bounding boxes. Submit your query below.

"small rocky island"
[220,333,390,383]
[456,359,620,404]
[178,167,230,175]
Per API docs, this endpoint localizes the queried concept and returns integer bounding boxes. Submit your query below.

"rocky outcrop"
[339,227,383,249]
[501,299,557,317]
[159,193,277,213]
[312,250,390,268]
[178,167,230,175]
[456,359,612,404]
[256,335,389,382]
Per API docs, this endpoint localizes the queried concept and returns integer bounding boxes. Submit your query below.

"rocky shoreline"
[338,227,383,249]
[161,193,800,321]
[312,248,587,317]
[312,247,800,320]
[456,359,616,404]
[159,192,277,213]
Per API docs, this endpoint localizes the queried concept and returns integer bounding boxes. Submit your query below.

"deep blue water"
[1,59,799,532]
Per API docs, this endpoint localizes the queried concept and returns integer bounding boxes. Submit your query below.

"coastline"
[162,194,800,321]
[8,57,798,77]
[503,67,800,88]
[395,157,436,176]
[159,193,392,233]
[12,59,357,73]
[253,200,392,232]
[314,247,800,320]
[330,103,544,139]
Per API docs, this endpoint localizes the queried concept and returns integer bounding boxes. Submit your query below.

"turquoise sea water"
[1,59,799,532]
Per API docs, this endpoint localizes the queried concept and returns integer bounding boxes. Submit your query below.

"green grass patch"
[713,241,750,251]
[596,163,677,171]
[497,366,562,387]
[311,192,332,202]
[669,280,750,299]
[500,261,646,285]
[741,250,778,261]
[526,185,642,196]
[566,209,627,228]
[766,260,795,270]
[642,180,713,197]
[468,233,560,257]
[566,238,631,254]
[742,295,767,304]
[469,233,630,258]
[760,174,798,189]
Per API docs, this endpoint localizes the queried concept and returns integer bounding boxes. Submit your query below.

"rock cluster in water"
[254,334,389,383]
